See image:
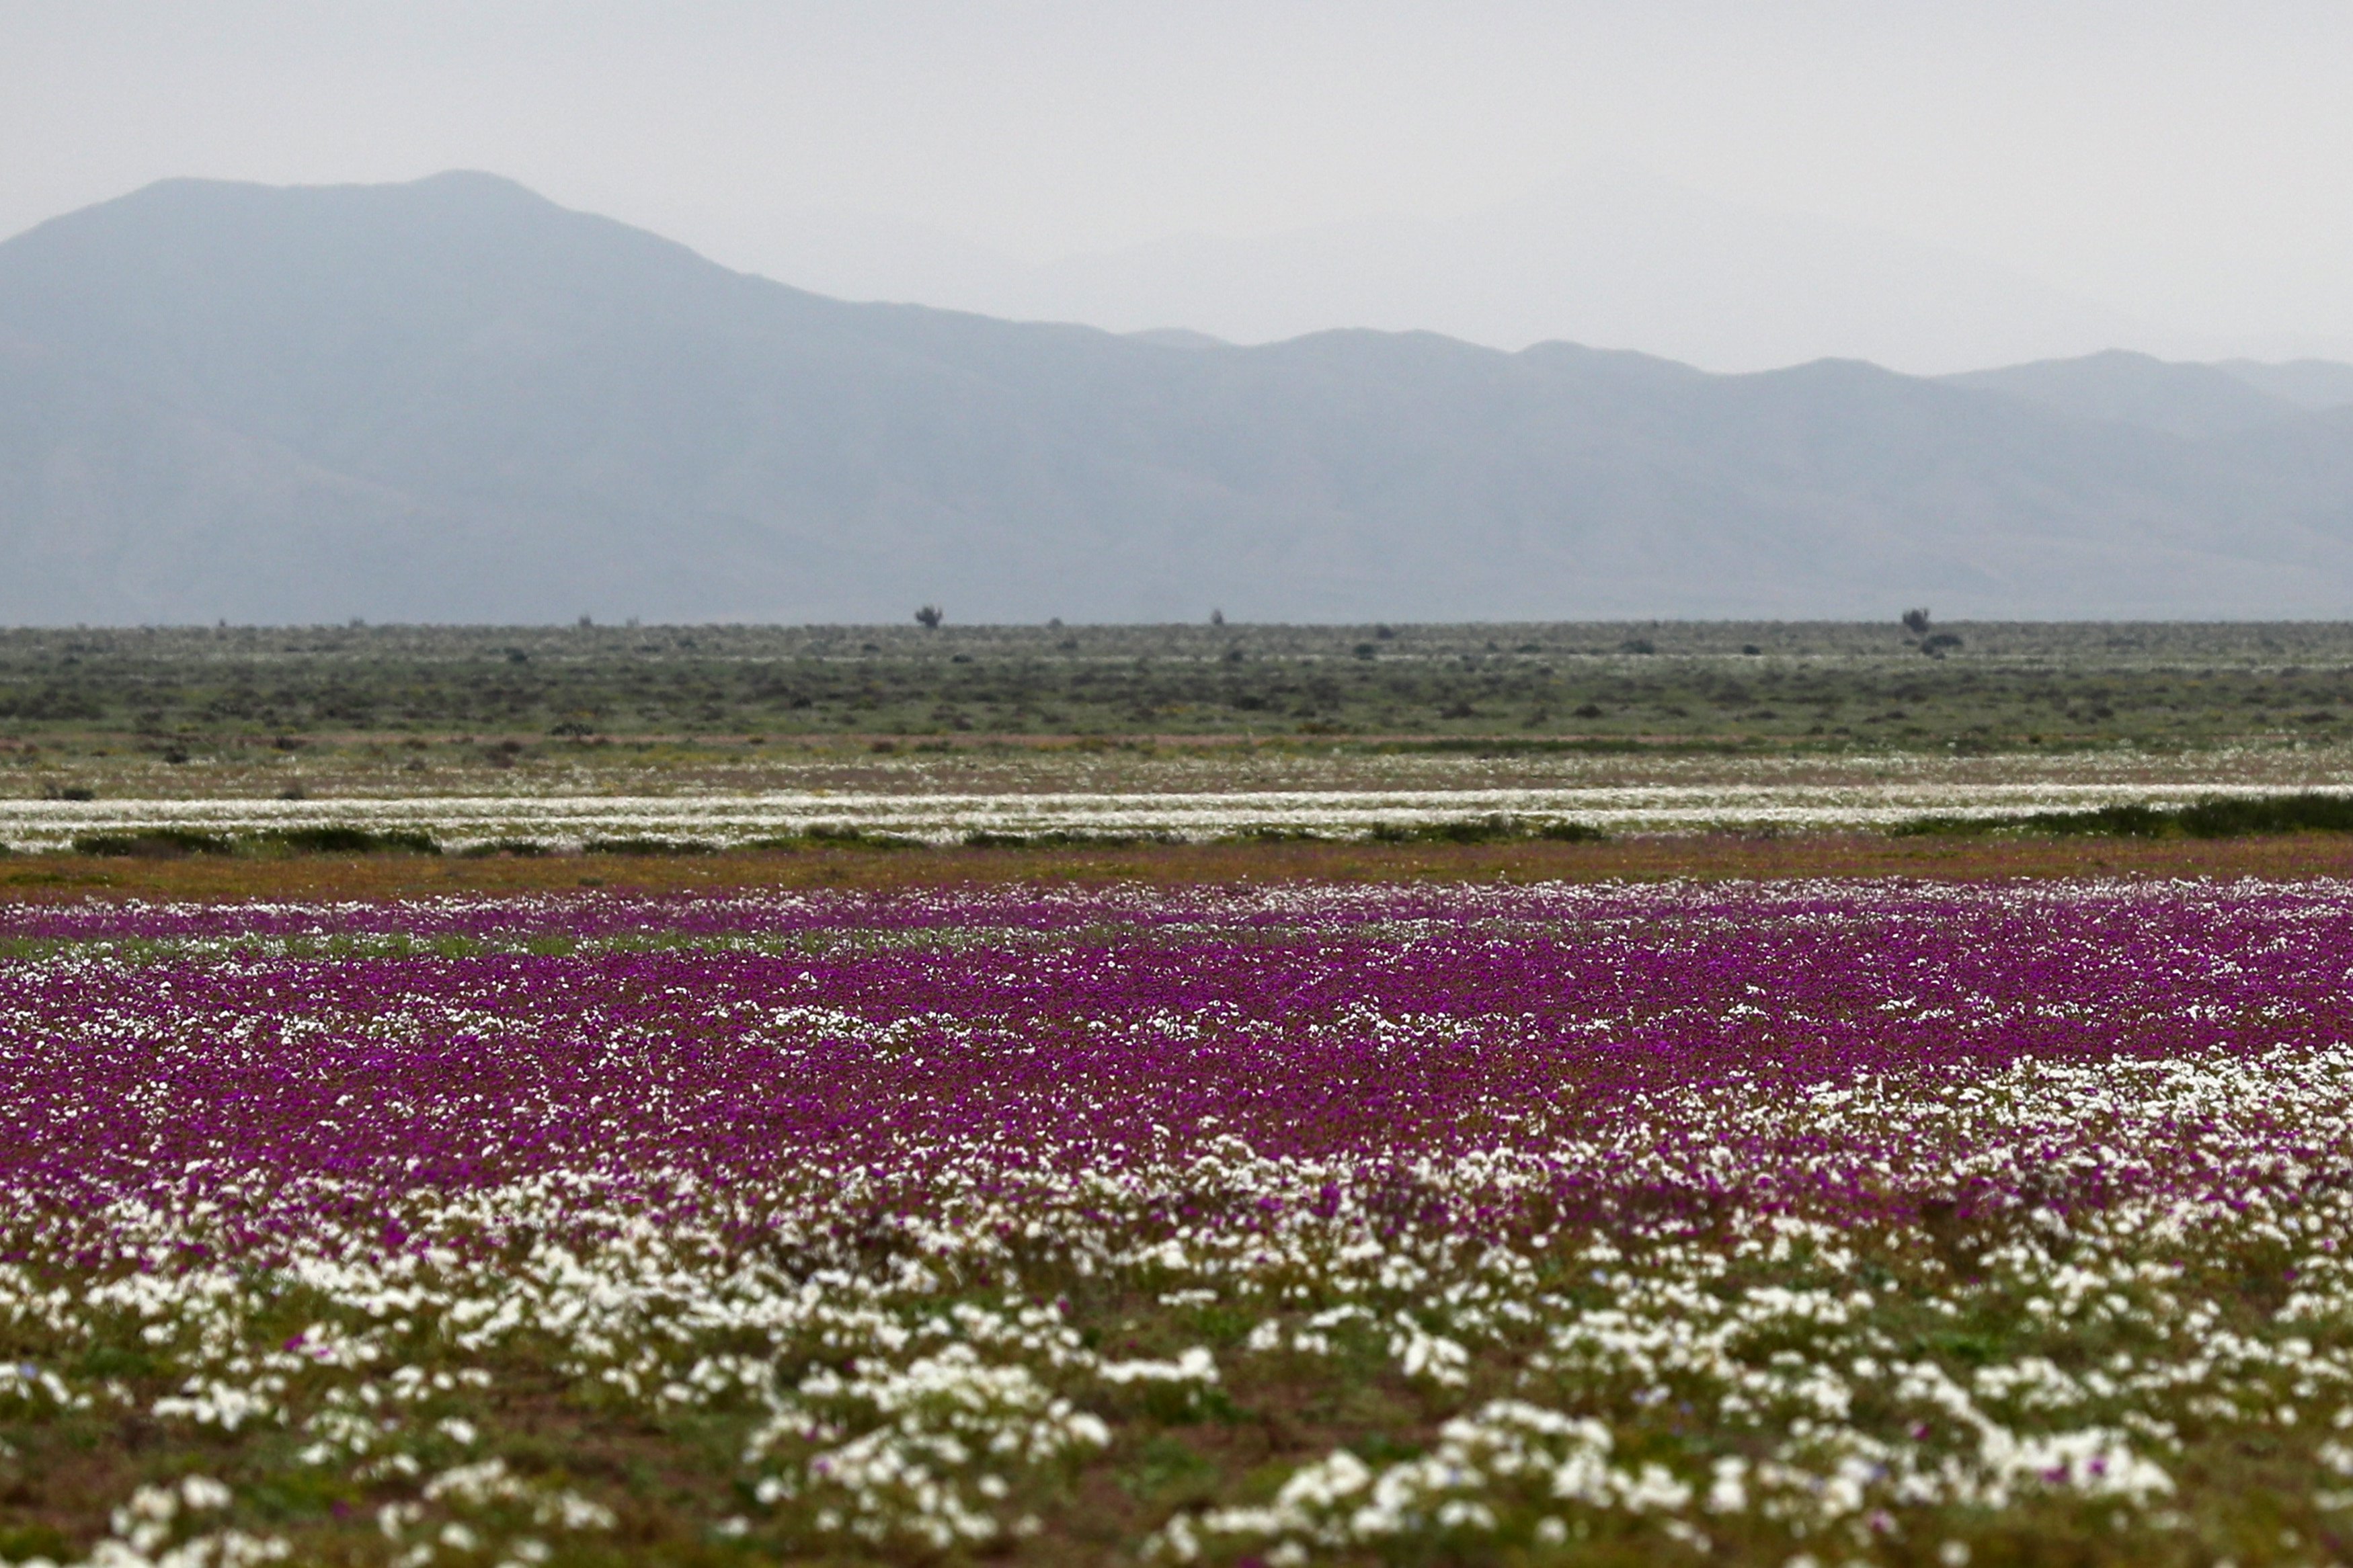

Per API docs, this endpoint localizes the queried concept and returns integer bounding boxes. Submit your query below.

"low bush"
[961,830,1166,849]
[257,827,441,855]
[741,827,926,852]
[1893,792,2353,840]
[71,829,232,858]
[1369,815,1606,845]
[582,837,717,856]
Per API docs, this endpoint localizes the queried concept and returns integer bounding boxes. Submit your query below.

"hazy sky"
[7,1,2352,366]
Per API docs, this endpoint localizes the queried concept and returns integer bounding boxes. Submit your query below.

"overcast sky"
[6,1,2352,368]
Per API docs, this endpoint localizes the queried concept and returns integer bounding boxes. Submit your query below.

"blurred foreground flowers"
[2,880,2352,1563]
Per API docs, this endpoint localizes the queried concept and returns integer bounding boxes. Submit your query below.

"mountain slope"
[1,173,2352,623]
[2215,358,2353,413]
[1940,349,2309,439]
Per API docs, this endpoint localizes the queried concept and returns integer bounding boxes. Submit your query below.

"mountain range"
[3,171,2352,624]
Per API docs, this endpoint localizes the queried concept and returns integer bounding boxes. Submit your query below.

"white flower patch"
[276,1319,381,1370]
[1148,1401,1689,1559]
[0,1361,87,1412]
[750,1344,1111,1550]
[367,1457,617,1566]
[150,1378,282,1432]
[1096,1347,1221,1387]
[3,770,2338,851]
[51,1476,292,1568]
[1388,1315,1472,1386]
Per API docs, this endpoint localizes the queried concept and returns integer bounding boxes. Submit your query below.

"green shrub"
[807,825,923,850]
[71,828,233,857]
[1366,815,1605,845]
[741,827,926,852]
[2179,792,2353,837]
[1371,815,1518,845]
[1892,792,2353,840]
[456,839,553,858]
[257,827,440,855]
[582,837,717,856]
[961,829,1166,848]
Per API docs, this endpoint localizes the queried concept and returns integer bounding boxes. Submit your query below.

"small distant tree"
[1901,608,1931,637]
[914,605,945,630]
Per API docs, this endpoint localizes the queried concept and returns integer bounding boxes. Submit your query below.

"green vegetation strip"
[7,620,2353,759]
[1895,791,2353,839]
[51,816,1607,860]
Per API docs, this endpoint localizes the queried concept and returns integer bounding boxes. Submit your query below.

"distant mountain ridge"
[2,172,2352,623]
[2213,359,2353,413]
[753,172,2155,374]
[1940,351,2329,440]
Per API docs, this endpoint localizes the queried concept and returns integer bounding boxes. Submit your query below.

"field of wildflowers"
[5,879,2353,1565]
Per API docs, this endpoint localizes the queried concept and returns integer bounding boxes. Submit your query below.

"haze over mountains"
[3,172,2353,625]
[760,171,2156,376]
